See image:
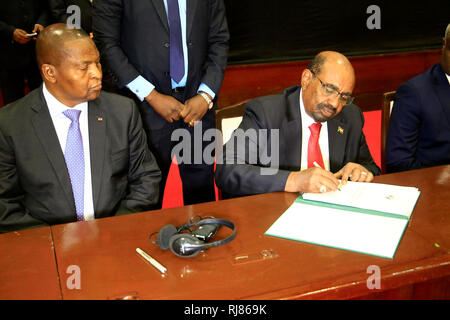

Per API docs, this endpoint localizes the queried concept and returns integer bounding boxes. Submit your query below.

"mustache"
[316,103,336,115]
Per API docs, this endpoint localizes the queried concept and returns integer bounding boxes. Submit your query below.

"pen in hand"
[313,161,342,191]
[313,161,322,169]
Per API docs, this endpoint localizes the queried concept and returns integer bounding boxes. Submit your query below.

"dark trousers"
[0,66,42,106]
[139,92,216,208]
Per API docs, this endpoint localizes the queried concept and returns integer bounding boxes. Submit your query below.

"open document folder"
[265,182,421,259]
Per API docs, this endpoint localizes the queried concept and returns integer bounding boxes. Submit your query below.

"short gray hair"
[307,54,327,75]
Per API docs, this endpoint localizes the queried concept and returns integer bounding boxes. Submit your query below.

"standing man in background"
[93,0,229,207]
[0,0,49,105]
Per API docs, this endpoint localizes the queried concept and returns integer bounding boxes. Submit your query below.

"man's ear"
[41,64,57,83]
[301,69,313,88]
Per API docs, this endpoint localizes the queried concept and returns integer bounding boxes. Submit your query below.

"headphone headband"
[190,219,236,249]
[151,217,236,258]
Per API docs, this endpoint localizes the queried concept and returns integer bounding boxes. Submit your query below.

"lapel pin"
[97,116,103,122]
[337,126,344,134]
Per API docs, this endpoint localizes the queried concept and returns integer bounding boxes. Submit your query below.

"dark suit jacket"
[92,0,229,129]
[215,86,380,196]
[386,63,450,173]
[0,0,49,70]
[0,87,162,233]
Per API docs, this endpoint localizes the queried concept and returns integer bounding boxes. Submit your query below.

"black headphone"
[150,216,236,258]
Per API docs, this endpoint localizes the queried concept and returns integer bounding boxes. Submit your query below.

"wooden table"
[50,165,450,300]
[0,227,61,300]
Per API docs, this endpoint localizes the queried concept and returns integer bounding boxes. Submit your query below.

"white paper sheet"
[302,181,420,218]
[265,201,409,259]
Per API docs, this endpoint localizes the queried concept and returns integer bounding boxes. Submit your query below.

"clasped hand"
[285,162,373,193]
[145,91,209,126]
[13,24,43,44]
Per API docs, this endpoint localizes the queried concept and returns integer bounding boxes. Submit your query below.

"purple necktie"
[63,109,85,221]
[167,0,185,83]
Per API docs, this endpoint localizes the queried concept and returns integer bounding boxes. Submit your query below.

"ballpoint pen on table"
[136,248,167,274]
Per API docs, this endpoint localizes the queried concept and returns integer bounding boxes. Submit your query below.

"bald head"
[36,23,92,69]
[308,51,355,84]
[36,23,102,107]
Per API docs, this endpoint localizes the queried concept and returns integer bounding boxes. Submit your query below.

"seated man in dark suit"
[215,51,380,197]
[386,23,450,173]
[0,24,161,233]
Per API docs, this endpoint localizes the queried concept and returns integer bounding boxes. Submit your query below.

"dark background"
[224,0,450,65]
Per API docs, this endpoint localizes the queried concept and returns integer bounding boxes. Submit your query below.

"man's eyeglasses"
[309,69,354,105]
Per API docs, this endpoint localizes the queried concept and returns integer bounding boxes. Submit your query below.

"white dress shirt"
[299,88,330,171]
[42,84,95,221]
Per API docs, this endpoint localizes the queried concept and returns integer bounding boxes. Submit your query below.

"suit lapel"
[327,116,347,173]
[31,89,75,210]
[151,0,195,37]
[151,0,169,32]
[283,88,302,170]
[186,0,198,40]
[87,98,106,211]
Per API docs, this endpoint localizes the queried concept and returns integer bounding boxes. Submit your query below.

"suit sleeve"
[0,20,15,41]
[0,126,47,233]
[115,101,161,215]
[200,0,230,95]
[385,82,422,173]
[92,0,141,87]
[215,101,291,197]
[0,2,49,41]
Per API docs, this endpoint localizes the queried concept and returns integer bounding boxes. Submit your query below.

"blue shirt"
[127,0,215,101]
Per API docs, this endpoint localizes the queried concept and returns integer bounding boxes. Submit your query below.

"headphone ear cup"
[157,224,178,250]
[169,233,205,257]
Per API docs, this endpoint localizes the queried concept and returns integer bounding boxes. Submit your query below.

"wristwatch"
[199,91,214,109]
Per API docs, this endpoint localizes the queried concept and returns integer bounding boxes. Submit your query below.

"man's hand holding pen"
[285,162,373,194]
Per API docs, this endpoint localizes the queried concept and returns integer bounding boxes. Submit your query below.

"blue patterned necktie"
[167,0,185,83]
[63,109,85,221]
